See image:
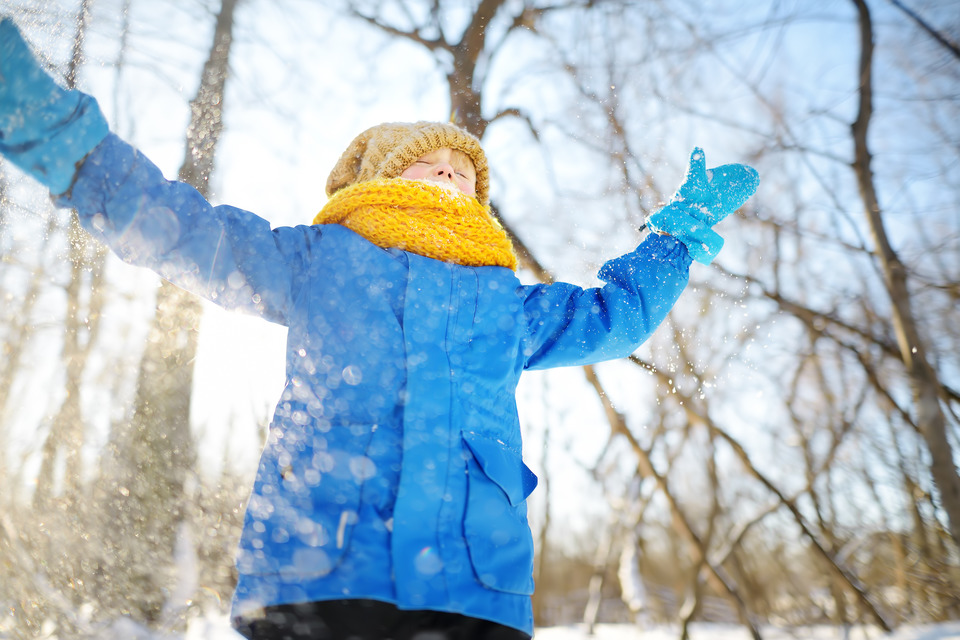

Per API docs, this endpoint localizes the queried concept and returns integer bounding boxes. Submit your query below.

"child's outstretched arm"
[57,135,309,324]
[520,233,691,369]
[521,149,759,369]
[0,18,308,325]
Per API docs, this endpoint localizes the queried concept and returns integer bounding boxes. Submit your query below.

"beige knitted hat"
[325,121,490,206]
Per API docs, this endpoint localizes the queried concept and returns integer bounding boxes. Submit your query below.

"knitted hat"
[326,121,490,206]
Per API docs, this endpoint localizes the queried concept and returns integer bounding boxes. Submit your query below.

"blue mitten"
[647,147,759,264]
[0,17,108,194]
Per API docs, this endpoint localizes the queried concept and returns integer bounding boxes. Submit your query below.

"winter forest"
[0,0,958,638]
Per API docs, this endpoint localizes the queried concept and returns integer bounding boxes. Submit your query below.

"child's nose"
[434,164,454,180]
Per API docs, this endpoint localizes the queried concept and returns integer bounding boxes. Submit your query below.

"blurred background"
[0,0,957,638]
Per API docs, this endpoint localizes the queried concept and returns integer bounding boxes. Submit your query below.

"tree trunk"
[94,0,240,625]
[24,6,109,628]
[446,0,505,137]
[33,219,105,508]
[31,0,99,510]
[583,365,764,640]
[849,0,960,548]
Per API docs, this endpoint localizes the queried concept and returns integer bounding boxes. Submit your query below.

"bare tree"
[93,0,241,625]
[32,0,107,510]
[849,0,960,546]
[2,0,957,633]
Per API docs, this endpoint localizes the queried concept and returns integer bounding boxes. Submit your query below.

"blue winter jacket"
[57,133,691,635]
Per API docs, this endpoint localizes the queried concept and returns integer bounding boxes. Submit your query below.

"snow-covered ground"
[23,611,959,639]
[534,622,960,640]
[164,613,960,640]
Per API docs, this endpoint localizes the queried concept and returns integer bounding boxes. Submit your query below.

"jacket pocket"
[461,431,538,595]
[236,424,375,579]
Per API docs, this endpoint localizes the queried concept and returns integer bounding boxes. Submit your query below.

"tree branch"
[850,0,960,547]
[887,0,960,61]
[348,7,449,52]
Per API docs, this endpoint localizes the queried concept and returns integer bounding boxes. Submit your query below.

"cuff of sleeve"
[597,232,692,285]
[647,205,723,264]
[7,92,110,196]
[54,132,131,212]
[638,232,694,269]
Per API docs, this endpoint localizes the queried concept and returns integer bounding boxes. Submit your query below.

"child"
[0,18,758,640]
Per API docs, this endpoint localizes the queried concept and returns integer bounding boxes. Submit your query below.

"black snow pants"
[233,598,532,640]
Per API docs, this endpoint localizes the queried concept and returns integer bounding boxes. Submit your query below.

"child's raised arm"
[521,148,759,369]
[0,18,310,325]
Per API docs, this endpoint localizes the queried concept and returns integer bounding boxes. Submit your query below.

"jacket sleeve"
[54,133,313,326]
[520,233,691,370]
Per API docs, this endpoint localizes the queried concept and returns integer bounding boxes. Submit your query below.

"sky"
[0,0,931,534]
[0,0,628,536]
[2,2,959,638]
[2,0,957,598]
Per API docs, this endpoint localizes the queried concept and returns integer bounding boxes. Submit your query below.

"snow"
[89,612,960,640]
[535,623,960,640]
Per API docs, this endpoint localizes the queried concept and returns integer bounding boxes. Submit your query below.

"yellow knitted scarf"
[312,178,518,271]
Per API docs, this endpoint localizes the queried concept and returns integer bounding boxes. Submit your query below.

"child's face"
[400,148,477,197]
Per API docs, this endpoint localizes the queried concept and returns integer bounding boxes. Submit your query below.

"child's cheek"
[401,166,424,180]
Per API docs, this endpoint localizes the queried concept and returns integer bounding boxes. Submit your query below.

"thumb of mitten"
[675,147,709,204]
